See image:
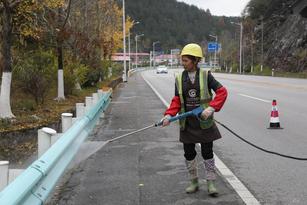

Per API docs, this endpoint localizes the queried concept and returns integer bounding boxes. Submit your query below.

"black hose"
[214,120,307,161]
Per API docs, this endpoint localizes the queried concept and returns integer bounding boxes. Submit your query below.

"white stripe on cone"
[270,117,280,123]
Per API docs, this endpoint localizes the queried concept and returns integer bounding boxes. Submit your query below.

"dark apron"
[179,70,222,144]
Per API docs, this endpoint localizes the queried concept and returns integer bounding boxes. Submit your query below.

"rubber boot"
[185,159,199,194]
[207,180,218,197]
[204,158,218,197]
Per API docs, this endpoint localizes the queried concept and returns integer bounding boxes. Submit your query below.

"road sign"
[208,43,222,53]
[208,42,218,53]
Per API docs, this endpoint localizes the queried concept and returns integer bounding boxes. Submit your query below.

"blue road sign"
[208,42,222,53]
[208,42,218,53]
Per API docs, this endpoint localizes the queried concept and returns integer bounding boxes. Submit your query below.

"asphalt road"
[142,68,307,205]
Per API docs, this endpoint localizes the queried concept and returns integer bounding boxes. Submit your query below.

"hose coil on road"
[214,120,307,161]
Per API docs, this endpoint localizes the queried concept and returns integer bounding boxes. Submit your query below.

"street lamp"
[170,49,179,69]
[170,49,174,69]
[231,21,243,74]
[153,41,160,69]
[135,34,144,70]
[209,34,218,70]
[150,51,153,69]
[122,0,127,82]
[260,15,264,72]
[128,21,140,72]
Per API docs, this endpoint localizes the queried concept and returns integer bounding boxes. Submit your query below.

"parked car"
[156,65,168,74]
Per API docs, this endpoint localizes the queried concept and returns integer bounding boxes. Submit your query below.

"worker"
[161,43,228,197]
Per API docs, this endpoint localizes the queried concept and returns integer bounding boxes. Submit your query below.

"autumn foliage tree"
[0,0,64,118]
[0,0,132,118]
[68,0,132,84]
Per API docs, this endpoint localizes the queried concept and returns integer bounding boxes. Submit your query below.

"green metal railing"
[0,90,112,205]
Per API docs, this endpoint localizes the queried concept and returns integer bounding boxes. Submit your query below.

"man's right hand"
[161,115,171,127]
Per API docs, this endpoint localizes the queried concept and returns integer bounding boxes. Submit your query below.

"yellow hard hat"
[181,43,203,58]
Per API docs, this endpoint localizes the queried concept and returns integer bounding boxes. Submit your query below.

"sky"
[177,0,250,16]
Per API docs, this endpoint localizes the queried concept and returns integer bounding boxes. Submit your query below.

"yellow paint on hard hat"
[181,43,203,58]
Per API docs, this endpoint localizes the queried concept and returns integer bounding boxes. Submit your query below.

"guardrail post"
[104,89,112,110]
[98,89,104,99]
[61,113,73,132]
[101,91,109,118]
[109,88,113,98]
[76,103,85,118]
[72,117,77,124]
[38,127,57,158]
[98,89,104,119]
[85,96,93,112]
[92,93,99,105]
[92,93,101,126]
[0,161,9,191]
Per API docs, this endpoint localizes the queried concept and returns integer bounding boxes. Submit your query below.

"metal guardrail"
[0,90,112,205]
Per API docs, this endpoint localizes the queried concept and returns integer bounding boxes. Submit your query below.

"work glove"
[201,107,215,120]
[160,115,171,127]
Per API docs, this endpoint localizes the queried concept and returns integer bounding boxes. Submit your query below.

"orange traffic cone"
[268,99,283,129]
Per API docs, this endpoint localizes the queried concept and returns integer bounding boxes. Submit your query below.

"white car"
[156,65,168,74]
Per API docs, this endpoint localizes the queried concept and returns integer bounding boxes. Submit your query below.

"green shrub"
[64,62,90,95]
[13,49,56,105]
[14,99,36,111]
[0,118,11,129]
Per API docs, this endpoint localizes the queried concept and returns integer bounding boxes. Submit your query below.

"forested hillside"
[243,0,306,72]
[124,0,307,72]
[124,0,238,52]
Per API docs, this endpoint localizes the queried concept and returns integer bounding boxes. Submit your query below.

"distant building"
[154,54,179,65]
[111,55,130,62]
[112,53,150,65]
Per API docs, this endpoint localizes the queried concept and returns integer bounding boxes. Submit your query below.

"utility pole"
[251,32,255,73]
[231,21,243,74]
[150,51,153,69]
[209,34,218,70]
[239,22,243,74]
[135,34,144,70]
[122,0,127,82]
[171,49,173,70]
[128,21,140,72]
[153,41,160,69]
[261,16,264,72]
[170,49,180,69]
[128,32,131,71]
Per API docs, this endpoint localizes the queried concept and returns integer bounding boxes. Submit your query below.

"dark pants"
[183,142,213,161]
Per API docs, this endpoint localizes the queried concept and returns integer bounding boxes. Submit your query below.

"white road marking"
[106,129,137,132]
[120,96,139,99]
[111,101,132,104]
[142,72,261,205]
[239,94,271,103]
[141,74,170,107]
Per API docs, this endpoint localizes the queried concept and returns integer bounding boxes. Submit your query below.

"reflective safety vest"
[175,69,214,130]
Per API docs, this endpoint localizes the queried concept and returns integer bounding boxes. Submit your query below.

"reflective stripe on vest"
[175,69,214,130]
